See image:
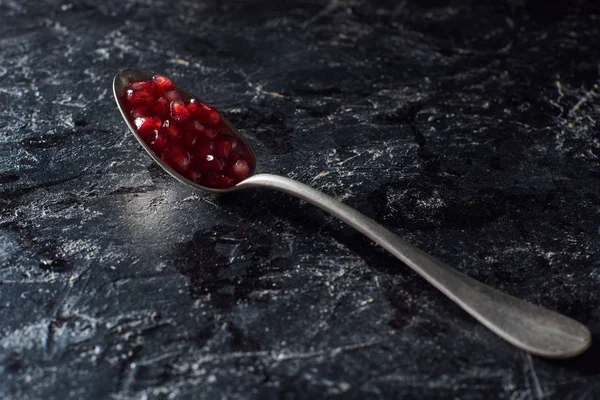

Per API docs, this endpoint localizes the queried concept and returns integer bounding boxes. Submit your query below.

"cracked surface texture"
[1,0,600,399]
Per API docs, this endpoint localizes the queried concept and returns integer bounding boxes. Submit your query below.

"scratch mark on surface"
[311,172,329,182]
[555,79,564,101]
[526,353,544,399]
[187,340,380,370]
[338,152,362,166]
[568,83,599,117]
[136,351,180,367]
[302,0,341,28]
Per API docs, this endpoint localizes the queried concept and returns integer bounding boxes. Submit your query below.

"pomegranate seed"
[181,130,197,148]
[170,100,190,123]
[161,145,191,172]
[187,99,220,125]
[130,107,151,119]
[198,154,225,172]
[202,103,220,125]
[145,129,168,155]
[195,105,221,125]
[134,116,162,136]
[153,74,175,91]
[164,90,182,102]
[227,151,245,163]
[132,80,158,95]
[161,120,181,139]
[189,120,205,134]
[230,159,250,182]
[186,99,202,117]
[214,137,236,158]
[151,97,170,119]
[184,165,202,183]
[206,173,235,189]
[126,89,154,107]
[194,141,215,158]
[203,126,219,140]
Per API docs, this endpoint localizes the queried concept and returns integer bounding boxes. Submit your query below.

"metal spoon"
[113,68,591,359]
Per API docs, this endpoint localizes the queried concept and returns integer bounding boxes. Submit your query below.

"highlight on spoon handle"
[237,174,592,358]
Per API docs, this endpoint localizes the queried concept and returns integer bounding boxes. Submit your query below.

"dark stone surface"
[1,0,600,398]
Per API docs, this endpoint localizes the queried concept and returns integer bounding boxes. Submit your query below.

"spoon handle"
[238,173,591,358]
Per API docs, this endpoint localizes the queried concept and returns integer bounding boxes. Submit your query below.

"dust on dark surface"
[1,219,73,273]
[108,185,157,195]
[146,162,171,181]
[369,179,506,230]
[22,135,66,149]
[225,108,294,155]
[171,224,290,310]
[2,0,600,399]
[0,175,85,206]
[22,128,111,149]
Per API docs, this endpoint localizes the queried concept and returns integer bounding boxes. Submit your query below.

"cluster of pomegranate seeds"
[121,74,255,189]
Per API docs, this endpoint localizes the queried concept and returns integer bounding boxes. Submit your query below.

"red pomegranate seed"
[203,126,219,140]
[194,141,215,158]
[230,159,250,182]
[170,100,190,123]
[198,154,225,172]
[151,97,170,119]
[227,151,244,163]
[214,137,236,158]
[161,120,180,139]
[202,103,220,125]
[130,107,151,119]
[186,98,205,117]
[198,107,221,125]
[134,116,162,136]
[126,89,154,107]
[145,129,168,155]
[188,120,205,134]
[153,74,175,92]
[206,173,235,189]
[181,130,197,148]
[184,165,202,183]
[164,90,182,102]
[132,80,158,95]
[161,145,191,172]
[187,99,220,125]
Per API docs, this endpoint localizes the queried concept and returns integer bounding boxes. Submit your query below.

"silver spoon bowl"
[114,68,592,359]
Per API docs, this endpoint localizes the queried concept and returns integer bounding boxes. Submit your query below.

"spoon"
[113,68,591,359]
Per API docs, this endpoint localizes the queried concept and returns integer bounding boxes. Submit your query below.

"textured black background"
[1,0,600,399]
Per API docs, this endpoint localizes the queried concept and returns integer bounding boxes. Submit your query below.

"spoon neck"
[237,173,330,203]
